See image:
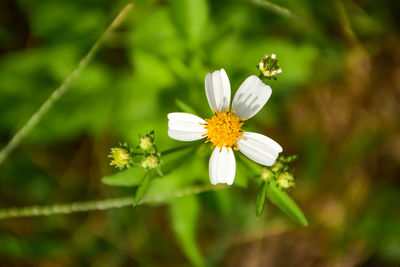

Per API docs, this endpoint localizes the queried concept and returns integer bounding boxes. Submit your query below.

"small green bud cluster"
[107,131,162,205]
[255,155,298,217]
[108,131,161,173]
[260,155,298,190]
[258,54,282,80]
[137,131,162,175]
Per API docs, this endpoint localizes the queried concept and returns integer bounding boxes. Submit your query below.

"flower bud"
[141,155,160,169]
[108,147,130,168]
[139,136,154,151]
[277,172,295,189]
[271,161,284,173]
[261,168,274,182]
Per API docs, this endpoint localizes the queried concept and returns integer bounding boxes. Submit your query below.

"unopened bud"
[141,155,160,169]
[277,172,295,189]
[139,136,154,151]
[108,147,130,168]
[271,161,284,173]
[261,168,274,182]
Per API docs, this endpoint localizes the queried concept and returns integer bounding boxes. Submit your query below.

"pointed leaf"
[101,167,146,187]
[256,182,267,217]
[265,181,308,226]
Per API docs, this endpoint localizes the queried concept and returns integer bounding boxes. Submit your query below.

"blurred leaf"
[169,0,208,47]
[131,51,175,89]
[101,167,146,187]
[256,181,267,217]
[170,195,204,266]
[0,234,60,257]
[266,181,308,226]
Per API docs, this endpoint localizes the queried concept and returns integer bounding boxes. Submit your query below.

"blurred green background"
[1,0,400,266]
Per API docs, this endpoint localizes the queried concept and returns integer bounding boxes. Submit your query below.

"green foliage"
[169,0,208,47]
[256,181,267,217]
[0,0,399,265]
[170,195,204,266]
[101,167,146,187]
[265,181,308,226]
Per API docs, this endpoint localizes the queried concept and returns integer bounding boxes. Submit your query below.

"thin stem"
[332,0,358,46]
[161,142,202,156]
[247,0,307,23]
[0,184,227,220]
[0,2,134,166]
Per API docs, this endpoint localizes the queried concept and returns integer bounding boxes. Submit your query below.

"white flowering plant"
[0,2,309,265]
[103,61,306,226]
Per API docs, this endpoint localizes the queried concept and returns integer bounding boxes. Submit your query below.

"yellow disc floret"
[203,109,245,151]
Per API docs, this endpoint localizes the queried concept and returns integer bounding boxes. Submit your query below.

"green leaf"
[256,182,267,217]
[265,181,308,226]
[170,195,204,266]
[161,145,199,175]
[134,173,151,205]
[169,0,208,46]
[175,98,198,115]
[101,167,146,187]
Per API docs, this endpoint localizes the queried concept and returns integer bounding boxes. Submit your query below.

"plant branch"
[0,184,227,220]
[0,2,134,166]
[332,0,358,45]
[247,0,307,23]
[161,142,202,156]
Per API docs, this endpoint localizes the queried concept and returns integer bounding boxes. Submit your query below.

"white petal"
[205,69,231,112]
[168,113,207,141]
[237,132,282,166]
[231,75,272,119]
[209,147,236,185]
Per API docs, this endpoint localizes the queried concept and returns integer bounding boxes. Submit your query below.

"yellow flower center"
[202,109,245,151]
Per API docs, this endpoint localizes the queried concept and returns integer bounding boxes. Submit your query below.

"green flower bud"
[271,161,284,173]
[261,168,274,182]
[141,155,160,169]
[277,172,295,189]
[108,147,130,168]
[139,136,154,151]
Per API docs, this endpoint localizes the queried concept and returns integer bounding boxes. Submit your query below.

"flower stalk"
[0,184,228,220]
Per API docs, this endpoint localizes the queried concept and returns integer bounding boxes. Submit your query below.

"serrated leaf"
[101,167,146,187]
[170,195,204,266]
[256,182,267,217]
[265,181,308,226]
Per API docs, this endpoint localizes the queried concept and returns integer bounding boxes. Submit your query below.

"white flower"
[167,69,282,185]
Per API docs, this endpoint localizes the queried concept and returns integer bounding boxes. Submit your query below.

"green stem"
[247,0,307,23]
[0,2,134,166]
[161,142,202,156]
[332,0,358,45]
[0,184,227,220]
